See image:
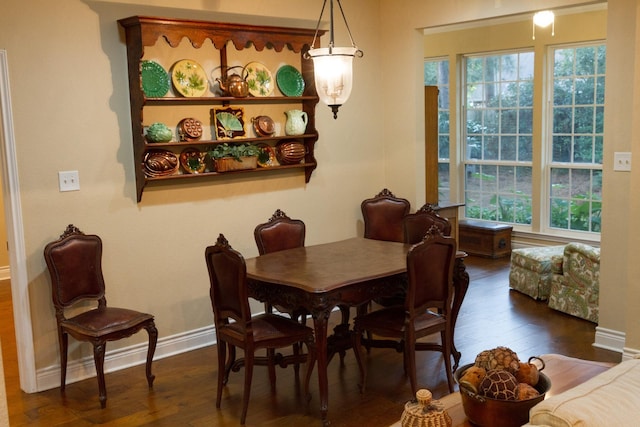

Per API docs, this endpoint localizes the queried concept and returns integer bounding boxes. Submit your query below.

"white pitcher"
[284,109,308,136]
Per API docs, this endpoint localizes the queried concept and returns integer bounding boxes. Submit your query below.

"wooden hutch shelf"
[118,16,323,202]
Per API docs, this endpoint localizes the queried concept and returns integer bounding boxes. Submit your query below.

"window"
[424,58,450,203]
[463,51,534,224]
[548,44,605,233]
[460,43,606,236]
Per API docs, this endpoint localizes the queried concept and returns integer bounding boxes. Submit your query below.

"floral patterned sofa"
[548,242,600,323]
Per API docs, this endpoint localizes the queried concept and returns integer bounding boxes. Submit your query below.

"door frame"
[0,49,36,392]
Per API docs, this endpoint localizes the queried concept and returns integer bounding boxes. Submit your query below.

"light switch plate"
[58,170,80,191]
[614,152,632,172]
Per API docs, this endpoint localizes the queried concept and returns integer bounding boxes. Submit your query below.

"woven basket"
[215,156,257,172]
[400,389,452,427]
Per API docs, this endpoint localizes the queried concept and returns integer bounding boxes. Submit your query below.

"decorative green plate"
[141,60,169,98]
[276,65,305,97]
[171,59,208,97]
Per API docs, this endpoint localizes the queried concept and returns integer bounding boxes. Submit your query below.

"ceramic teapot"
[284,109,308,136]
[216,66,249,98]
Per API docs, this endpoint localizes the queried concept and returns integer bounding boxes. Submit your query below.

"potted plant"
[208,143,261,172]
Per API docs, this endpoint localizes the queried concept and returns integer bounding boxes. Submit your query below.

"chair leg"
[216,339,227,409]
[404,338,418,397]
[58,328,68,392]
[441,329,455,393]
[241,352,254,425]
[144,321,158,388]
[223,344,236,385]
[93,341,107,408]
[267,348,276,391]
[351,326,366,393]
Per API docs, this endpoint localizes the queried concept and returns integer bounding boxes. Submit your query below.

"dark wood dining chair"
[403,203,452,244]
[360,189,412,325]
[352,226,457,396]
[254,209,351,365]
[254,209,311,320]
[254,208,306,256]
[205,234,316,425]
[43,224,158,408]
[361,188,411,242]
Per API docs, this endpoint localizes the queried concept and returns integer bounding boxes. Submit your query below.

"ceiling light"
[532,10,555,40]
[306,0,363,119]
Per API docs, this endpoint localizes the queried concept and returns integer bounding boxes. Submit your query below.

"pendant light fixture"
[305,0,363,119]
[532,10,555,40]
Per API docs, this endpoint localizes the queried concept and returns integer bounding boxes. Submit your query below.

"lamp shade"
[308,46,357,115]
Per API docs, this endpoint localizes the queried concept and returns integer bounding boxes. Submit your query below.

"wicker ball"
[478,369,519,401]
[474,346,520,375]
[518,383,540,400]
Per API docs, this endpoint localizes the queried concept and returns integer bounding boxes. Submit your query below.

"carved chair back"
[361,188,410,242]
[403,203,452,244]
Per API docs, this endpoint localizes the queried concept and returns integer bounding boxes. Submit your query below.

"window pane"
[518,135,532,161]
[553,107,573,133]
[501,136,517,161]
[554,49,574,77]
[574,106,594,133]
[554,78,574,105]
[573,136,594,163]
[467,57,484,82]
[575,46,595,75]
[500,109,517,134]
[484,136,499,160]
[552,135,571,162]
[438,163,450,202]
[594,136,603,163]
[550,168,570,197]
[575,77,595,104]
[520,81,534,106]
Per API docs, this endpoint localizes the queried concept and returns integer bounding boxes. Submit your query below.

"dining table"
[244,237,470,426]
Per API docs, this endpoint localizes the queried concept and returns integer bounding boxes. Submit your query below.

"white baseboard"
[594,326,625,353]
[36,325,216,392]
[622,347,640,360]
[0,266,10,281]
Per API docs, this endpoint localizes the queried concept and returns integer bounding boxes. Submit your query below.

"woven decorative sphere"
[478,369,519,401]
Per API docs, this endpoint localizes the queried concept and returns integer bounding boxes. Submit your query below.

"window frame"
[542,40,605,239]
[461,48,535,226]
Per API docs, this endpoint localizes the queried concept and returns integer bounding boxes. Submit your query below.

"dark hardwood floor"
[1,256,621,426]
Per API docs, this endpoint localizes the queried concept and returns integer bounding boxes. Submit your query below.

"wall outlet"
[614,152,632,172]
[58,170,80,192]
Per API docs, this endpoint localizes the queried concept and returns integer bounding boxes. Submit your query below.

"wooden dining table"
[245,237,470,426]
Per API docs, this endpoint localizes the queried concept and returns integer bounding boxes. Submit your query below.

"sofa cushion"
[525,357,640,427]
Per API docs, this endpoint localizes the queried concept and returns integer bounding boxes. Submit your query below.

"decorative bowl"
[454,363,551,427]
[177,117,203,142]
[276,141,305,165]
[143,150,179,177]
[252,115,275,137]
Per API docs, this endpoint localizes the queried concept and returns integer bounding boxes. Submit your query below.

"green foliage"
[208,143,261,161]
